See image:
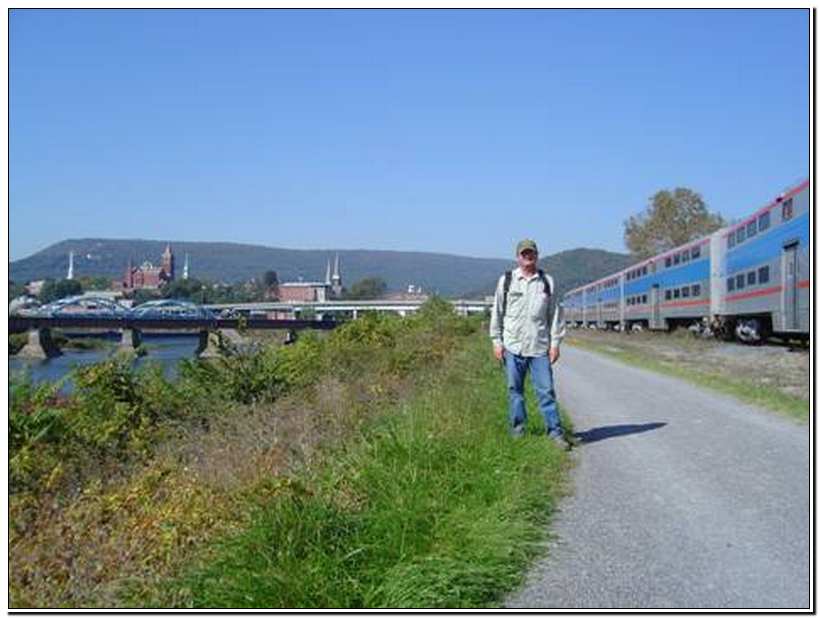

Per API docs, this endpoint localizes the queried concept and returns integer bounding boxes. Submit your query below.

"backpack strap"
[537,269,551,295]
[500,270,513,333]
[538,269,554,335]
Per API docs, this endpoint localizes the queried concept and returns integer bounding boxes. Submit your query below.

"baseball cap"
[516,239,539,255]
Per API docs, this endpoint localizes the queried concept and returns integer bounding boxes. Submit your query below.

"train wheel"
[735,318,768,345]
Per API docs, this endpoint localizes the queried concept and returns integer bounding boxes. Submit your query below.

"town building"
[113,244,176,293]
[277,254,343,303]
[384,284,429,302]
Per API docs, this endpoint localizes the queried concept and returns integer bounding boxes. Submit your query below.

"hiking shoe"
[510,425,525,439]
[549,432,571,451]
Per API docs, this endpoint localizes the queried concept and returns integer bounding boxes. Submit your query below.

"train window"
[641,266,647,276]
[758,265,770,284]
[665,257,672,268]
[759,211,770,231]
[691,245,701,259]
[673,288,680,299]
[736,226,746,243]
[682,286,690,298]
[665,290,672,300]
[682,250,690,262]
[692,284,701,296]
[736,274,745,289]
[728,232,736,248]
[642,294,647,303]
[746,219,757,238]
[782,198,793,220]
[747,270,756,286]
[727,277,735,292]
[673,253,680,265]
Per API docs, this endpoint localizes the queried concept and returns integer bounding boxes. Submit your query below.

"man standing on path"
[490,239,568,446]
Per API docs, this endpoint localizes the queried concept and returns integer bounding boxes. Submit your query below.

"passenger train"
[563,180,810,343]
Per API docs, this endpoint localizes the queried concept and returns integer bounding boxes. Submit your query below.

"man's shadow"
[571,422,667,445]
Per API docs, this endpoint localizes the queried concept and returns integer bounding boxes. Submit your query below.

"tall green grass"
[159,335,570,609]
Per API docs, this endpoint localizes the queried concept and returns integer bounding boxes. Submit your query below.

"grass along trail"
[152,333,572,608]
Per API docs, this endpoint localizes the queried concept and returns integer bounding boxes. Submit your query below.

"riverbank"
[10,300,571,608]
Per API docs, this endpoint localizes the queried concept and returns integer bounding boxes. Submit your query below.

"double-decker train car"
[716,179,810,341]
[562,179,810,343]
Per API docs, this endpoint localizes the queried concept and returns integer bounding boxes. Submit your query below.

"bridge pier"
[17,328,62,359]
[197,330,222,359]
[196,329,249,358]
[119,328,143,353]
[352,309,359,320]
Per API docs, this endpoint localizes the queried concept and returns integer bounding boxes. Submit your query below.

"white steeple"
[332,253,341,283]
[325,259,332,285]
[183,253,189,280]
[67,251,74,280]
[331,253,343,297]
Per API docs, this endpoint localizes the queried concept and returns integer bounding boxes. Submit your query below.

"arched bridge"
[10,296,336,360]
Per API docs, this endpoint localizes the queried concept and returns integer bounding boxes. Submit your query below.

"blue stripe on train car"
[623,259,710,296]
[726,213,809,275]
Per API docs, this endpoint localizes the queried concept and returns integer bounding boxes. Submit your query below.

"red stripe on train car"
[726,285,782,302]
[797,280,810,289]
[661,299,710,308]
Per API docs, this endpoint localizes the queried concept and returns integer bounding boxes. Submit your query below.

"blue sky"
[10,9,809,261]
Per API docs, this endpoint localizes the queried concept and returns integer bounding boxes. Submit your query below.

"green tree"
[78,275,112,291]
[624,188,726,260]
[345,277,388,300]
[39,279,83,303]
[162,278,204,301]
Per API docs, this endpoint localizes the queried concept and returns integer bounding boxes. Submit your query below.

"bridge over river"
[10,296,492,359]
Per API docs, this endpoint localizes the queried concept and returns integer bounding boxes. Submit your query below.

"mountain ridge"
[10,239,637,299]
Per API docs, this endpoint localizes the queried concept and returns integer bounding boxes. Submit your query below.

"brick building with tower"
[114,244,175,293]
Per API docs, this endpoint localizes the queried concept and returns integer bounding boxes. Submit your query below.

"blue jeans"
[504,350,562,436]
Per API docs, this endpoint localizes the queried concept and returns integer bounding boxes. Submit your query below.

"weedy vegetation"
[10,298,570,608]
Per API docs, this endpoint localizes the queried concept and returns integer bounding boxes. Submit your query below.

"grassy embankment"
[566,331,808,422]
[10,299,571,608]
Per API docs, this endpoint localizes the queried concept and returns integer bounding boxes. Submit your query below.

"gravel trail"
[506,346,810,609]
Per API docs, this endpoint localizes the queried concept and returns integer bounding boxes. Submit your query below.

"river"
[9,334,201,391]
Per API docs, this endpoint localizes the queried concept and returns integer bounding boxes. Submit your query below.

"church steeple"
[331,253,342,298]
[325,259,332,285]
[183,253,189,280]
[161,243,175,280]
[67,251,74,280]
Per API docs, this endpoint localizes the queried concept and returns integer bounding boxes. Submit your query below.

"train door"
[782,242,799,330]
[650,284,661,329]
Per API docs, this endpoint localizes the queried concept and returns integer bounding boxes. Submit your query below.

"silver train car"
[563,180,810,342]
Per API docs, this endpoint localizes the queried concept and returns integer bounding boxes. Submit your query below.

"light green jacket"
[489,268,566,357]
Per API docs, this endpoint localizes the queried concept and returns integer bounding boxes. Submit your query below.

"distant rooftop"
[279,281,329,288]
